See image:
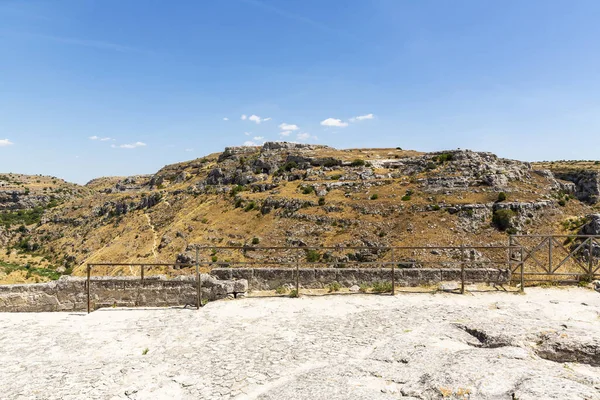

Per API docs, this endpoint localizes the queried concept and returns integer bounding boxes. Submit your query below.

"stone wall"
[0,274,247,312]
[211,267,511,291]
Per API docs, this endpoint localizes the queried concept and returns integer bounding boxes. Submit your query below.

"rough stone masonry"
[0,274,248,312]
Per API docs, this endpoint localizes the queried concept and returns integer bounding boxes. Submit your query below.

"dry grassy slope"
[1,144,598,281]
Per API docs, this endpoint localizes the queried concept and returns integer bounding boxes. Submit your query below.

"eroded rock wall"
[211,267,510,291]
[0,274,247,312]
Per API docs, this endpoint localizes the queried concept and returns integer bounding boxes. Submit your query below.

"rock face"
[0,275,248,312]
[211,267,510,291]
[554,170,600,204]
[580,214,600,236]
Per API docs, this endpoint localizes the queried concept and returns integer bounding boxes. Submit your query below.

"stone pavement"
[0,288,599,399]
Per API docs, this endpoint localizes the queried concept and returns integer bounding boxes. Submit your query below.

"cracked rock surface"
[0,288,599,399]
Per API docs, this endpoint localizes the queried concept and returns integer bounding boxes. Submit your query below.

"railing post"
[86,264,91,314]
[460,244,465,294]
[391,248,395,296]
[548,237,553,274]
[296,259,300,297]
[196,246,201,309]
[508,236,514,272]
[588,237,594,281]
[520,245,525,293]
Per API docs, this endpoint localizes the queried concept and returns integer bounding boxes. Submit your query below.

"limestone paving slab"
[0,288,599,399]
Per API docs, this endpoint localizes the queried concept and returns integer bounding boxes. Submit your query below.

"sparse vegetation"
[327,282,341,292]
[244,201,256,212]
[372,281,393,293]
[251,237,260,245]
[497,192,507,202]
[275,286,289,294]
[306,249,321,262]
[350,159,366,167]
[370,193,378,200]
[492,209,515,231]
[289,289,299,298]
[318,197,326,206]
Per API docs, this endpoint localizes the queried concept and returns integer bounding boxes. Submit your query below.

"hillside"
[1,143,599,283]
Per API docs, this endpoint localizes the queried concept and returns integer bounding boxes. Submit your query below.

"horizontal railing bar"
[510,235,600,238]
[193,246,520,250]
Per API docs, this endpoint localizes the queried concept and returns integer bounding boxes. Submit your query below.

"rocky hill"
[1,143,599,283]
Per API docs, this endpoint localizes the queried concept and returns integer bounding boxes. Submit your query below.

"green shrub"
[230,185,246,197]
[433,153,454,163]
[372,281,393,293]
[558,199,566,207]
[275,286,289,294]
[432,204,441,211]
[359,283,370,293]
[289,289,299,298]
[492,209,515,231]
[497,192,507,202]
[306,249,321,262]
[330,174,342,180]
[370,193,379,200]
[401,195,411,201]
[211,255,218,263]
[350,159,366,167]
[251,237,260,245]
[234,198,243,208]
[328,282,341,292]
[302,186,314,195]
[244,201,256,212]
[318,197,326,206]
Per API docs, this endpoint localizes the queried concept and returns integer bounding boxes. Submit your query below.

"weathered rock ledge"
[0,274,247,312]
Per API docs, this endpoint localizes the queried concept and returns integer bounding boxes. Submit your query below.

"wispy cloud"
[25,33,153,54]
[89,135,113,141]
[349,113,374,122]
[279,130,292,137]
[279,123,299,131]
[223,117,229,121]
[243,140,260,146]
[321,118,348,128]
[185,148,194,152]
[241,114,247,120]
[111,141,147,149]
[253,136,264,141]
[239,0,364,44]
[0,139,14,147]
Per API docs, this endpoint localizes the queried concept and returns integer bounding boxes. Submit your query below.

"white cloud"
[349,113,374,123]
[89,135,113,141]
[253,136,264,141]
[243,141,259,146]
[0,139,14,147]
[185,148,194,152]
[279,123,299,131]
[279,130,292,137]
[241,114,247,120]
[112,141,147,149]
[320,118,348,127]
[247,114,271,124]
[244,132,251,136]
[223,117,229,121]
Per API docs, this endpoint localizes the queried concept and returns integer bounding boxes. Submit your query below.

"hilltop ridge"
[0,142,598,283]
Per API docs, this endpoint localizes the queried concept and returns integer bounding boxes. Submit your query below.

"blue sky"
[1,0,600,184]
